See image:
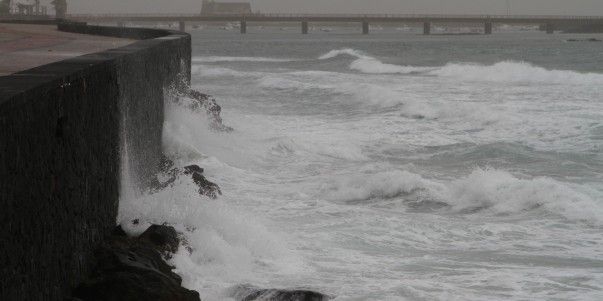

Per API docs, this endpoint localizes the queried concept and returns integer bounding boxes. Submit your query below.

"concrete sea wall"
[0,22,190,300]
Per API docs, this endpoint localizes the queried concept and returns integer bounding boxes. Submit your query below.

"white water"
[121,39,603,300]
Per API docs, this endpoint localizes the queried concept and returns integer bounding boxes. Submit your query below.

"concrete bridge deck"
[0,23,134,76]
[68,13,603,35]
[68,13,603,23]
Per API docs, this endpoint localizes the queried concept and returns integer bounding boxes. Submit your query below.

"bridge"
[67,13,603,35]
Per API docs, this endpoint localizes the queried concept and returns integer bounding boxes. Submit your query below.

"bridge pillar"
[485,22,492,34]
[179,21,186,32]
[545,23,555,34]
[423,22,431,35]
[240,20,247,34]
[362,21,369,34]
[302,21,309,34]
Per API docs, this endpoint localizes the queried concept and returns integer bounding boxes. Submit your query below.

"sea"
[119,26,603,300]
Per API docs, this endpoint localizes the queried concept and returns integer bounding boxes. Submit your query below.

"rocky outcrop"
[188,89,233,132]
[151,158,222,199]
[138,224,181,256]
[171,87,233,132]
[185,165,222,199]
[71,225,200,301]
[232,285,331,301]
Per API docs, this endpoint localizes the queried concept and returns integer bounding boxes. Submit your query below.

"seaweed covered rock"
[71,225,200,301]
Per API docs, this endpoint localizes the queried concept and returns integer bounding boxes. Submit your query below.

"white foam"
[446,169,603,224]
[318,49,603,84]
[124,47,603,300]
[118,96,308,299]
[322,169,444,203]
[318,48,368,60]
[430,61,603,85]
[323,168,603,225]
[118,174,301,286]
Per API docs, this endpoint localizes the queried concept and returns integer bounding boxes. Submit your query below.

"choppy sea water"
[120,28,603,300]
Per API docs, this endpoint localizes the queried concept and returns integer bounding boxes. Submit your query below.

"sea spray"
[129,33,603,300]
[118,92,307,300]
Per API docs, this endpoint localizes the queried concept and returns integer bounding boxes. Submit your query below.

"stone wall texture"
[0,22,190,300]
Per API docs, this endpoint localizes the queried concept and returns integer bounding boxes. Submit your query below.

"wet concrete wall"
[0,23,190,300]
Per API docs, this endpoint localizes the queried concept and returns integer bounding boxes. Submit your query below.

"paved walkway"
[0,24,134,76]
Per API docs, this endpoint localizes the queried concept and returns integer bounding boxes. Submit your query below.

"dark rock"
[243,290,329,301]
[233,285,330,301]
[191,172,222,199]
[111,225,128,237]
[183,164,222,199]
[566,38,602,42]
[181,88,234,132]
[72,228,200,301]
[151,161,221,199]
[138,224,180,255]
[184,164,204,175]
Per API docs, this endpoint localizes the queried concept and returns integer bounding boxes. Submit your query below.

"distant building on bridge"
[5,0,48,16]
[201,0,251,15]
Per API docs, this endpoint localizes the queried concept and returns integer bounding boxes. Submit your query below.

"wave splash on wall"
[117,90,309,300]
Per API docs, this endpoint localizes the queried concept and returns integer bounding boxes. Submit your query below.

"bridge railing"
[67,13,603,21]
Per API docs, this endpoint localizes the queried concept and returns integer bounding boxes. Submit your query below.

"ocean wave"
[119,174,301,287]
[191,64,251,77]
[193,56,295,63]
[322,170,444,203]
[318,48,367,60]
[323,168,603,225]
[430,61,603,85]
[318,48,603,84]
[318,48,432,74]
[258,76,334,91]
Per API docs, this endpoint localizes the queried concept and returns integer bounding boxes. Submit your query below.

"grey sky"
[58,0,603,15]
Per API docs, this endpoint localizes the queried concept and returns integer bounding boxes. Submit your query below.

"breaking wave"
[319,48,433,74]
[431,61,603,84]
[324,168,603,225]
[318,48,603,84]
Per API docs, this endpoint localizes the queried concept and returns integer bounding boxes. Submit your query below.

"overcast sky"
[39,0,603,15]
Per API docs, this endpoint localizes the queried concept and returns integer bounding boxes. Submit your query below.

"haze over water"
[120,28,603,300]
